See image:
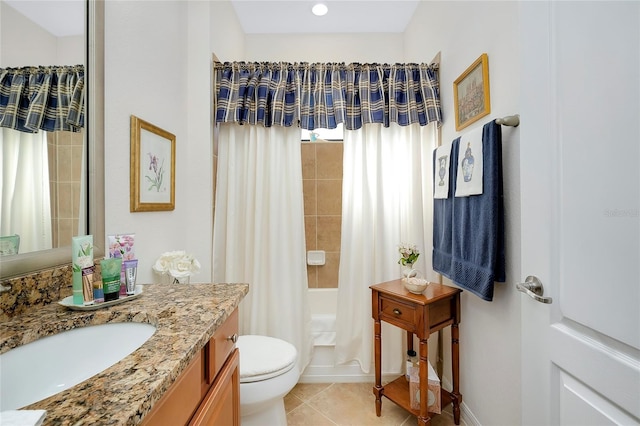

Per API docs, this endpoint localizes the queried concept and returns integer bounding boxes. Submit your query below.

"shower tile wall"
[47,130,83,248]
[302,142,343,289]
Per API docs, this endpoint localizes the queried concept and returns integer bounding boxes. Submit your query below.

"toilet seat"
[236,335,297,383]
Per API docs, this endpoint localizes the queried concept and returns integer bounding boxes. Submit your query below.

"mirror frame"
[0,0,104,279]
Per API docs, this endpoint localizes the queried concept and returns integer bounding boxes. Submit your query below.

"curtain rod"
[495,114,519,127]
[212,61,439,70]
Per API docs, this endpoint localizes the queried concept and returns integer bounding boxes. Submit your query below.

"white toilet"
[236,335,299,426]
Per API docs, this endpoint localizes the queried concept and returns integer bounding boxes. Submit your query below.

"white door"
[520,1,640,425]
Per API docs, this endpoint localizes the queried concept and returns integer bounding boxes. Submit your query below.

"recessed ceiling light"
[312,3,328,16]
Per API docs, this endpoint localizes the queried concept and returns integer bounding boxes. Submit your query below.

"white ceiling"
[231,1,420,34]
[3,0,84,37]
[2,0,419,38]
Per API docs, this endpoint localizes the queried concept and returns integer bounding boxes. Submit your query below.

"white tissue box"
[408,359,441,414]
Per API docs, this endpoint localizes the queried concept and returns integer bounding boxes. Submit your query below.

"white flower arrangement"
[398,243,420,266]
[153,250,201,282]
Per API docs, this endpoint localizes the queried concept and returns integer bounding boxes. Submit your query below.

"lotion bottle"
[405,349,417,381]
[100,258,122,302]
[72,235,93,305]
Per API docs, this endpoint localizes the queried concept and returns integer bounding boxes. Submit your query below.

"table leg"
[451,323,461,425]
[417,338,431,426]
[373,318,383,416]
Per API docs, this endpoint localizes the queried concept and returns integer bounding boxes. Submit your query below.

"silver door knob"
[516,276,553,304]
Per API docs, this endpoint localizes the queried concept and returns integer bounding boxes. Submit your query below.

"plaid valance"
[214,62,441,130]
[0,65,85,133]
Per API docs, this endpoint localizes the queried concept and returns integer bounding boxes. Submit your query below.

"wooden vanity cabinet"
[189,349,239,426]
[141,309,240,426]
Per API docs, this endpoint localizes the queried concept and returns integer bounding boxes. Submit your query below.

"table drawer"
[380,296,417,331]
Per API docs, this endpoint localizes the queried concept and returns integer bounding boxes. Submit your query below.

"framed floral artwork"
[453,53,491,131]
[130,115,176,212]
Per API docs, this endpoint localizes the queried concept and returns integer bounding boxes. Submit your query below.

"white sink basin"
[0,322,156,410]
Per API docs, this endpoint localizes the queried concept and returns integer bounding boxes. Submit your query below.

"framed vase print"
[453,53,491,131]
[130,115,176,212]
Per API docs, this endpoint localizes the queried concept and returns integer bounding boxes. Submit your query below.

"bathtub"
[300,288,372,383]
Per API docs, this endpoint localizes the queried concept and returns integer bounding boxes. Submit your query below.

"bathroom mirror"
[0,0,104,279]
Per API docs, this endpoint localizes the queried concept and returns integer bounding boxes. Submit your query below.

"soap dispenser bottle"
[405,349,417,381]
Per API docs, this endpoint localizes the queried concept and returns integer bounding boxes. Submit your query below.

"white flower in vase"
[398,243,420,278]
[153,250,201,284]
[398,243,420,266]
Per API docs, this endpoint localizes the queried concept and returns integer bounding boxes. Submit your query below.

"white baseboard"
[460,401,481,426]
[440,377,480,426]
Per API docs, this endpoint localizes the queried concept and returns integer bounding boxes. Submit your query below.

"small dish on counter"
[58,285,144,311]
[402,277,429,294]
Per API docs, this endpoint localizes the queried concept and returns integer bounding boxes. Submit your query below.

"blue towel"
[432,120,505,301]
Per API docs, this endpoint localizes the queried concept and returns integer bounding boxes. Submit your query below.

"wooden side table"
[371,279,462,426]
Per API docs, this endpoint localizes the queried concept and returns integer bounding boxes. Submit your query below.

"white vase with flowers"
[398,243,419,278]
[153,250,201,284]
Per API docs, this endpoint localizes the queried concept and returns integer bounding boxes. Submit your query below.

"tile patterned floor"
[285,382,467,426]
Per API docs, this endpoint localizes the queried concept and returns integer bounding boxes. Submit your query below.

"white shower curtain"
[213,123,312,373]
[334,122,438,374]
[0,128,52,253]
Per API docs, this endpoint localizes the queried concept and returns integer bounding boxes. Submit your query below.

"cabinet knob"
[227,333,238,343]
[393,308,402,315]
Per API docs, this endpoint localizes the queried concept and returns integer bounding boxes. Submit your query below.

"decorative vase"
[462,142,475,182]
[402,263,417,278]
[172,275,191,284]
[438,156,447,186]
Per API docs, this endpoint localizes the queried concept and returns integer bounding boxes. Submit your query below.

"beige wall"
[404,2,522,425]
[104,0,199,283]
[302,142,343,288]
[244,33,404,63]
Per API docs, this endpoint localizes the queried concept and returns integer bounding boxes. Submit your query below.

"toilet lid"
[236,335,297,383]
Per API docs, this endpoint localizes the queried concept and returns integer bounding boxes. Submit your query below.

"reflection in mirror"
[1,1,86,254]
[1,99,86,255]
[0,0,104,278]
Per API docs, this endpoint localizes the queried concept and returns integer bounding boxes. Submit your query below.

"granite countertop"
[0,283,249,425]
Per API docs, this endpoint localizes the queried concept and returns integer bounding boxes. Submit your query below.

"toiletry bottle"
[123,259,138,295]
[119,271,128,296]
[100,258,122,302]
[108,233,137,297]
[93,279,104,303]
[72,235,93,305]
[72,268,83,305]
[405,349,417,381]
[81,265,95,305]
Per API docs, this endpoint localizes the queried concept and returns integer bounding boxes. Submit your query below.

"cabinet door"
[141,351,204,426]
[189,349,240,426]
[208,309,238,384]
